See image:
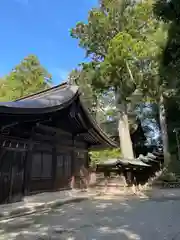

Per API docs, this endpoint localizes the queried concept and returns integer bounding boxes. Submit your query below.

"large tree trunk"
[117,102,134,159]
[159,94,170,168]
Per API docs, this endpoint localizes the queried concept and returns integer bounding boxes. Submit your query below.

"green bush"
[157,171,178,182]
[90,148,121,166]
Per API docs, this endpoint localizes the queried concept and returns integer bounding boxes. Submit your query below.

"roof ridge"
[15,81,69,101]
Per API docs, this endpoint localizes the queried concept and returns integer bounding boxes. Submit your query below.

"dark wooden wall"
[0,138,27,204]
[29,143,54,193]
[0,132,90,204]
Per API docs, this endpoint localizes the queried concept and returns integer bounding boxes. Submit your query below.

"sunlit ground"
[0,193,180,240]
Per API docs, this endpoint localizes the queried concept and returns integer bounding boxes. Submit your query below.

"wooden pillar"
[24,140,34,196]
[8,150,14,203]
[70,135,75,189]
[52,146,57,190]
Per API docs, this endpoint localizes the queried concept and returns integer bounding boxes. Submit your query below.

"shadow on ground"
[1,194,180,240]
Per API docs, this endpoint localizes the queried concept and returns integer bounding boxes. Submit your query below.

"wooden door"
[0,150,13,204]
[10,151,26,202]
[0,149,26,204]
[73,151,89,189]
[30,151,53,192]
[56,152,72,189]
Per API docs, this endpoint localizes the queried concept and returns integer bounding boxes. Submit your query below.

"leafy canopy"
[71,0,165,103]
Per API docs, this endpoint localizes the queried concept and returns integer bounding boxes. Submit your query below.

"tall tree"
[137,0,180,168]
[71,0,160,159]
[153,0,180,86]
[0,55,52,101]
[136,20,172,167]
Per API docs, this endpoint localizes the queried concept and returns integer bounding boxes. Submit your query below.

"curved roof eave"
[0,82,118,148]
[0,83,79,114]
[79,100,118,148]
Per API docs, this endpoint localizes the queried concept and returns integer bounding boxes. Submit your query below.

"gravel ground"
[1,194,180,240]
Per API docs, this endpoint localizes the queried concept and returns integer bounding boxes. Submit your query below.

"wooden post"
[24,140,34,196]
[8,151,14,202]
[70,135,75,189]
[52,146,57,190]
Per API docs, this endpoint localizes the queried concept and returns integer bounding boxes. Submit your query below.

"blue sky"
[0,0,98,84]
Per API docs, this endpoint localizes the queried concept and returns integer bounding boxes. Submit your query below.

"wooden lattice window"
[56,153,72,178]
[57,155,64,177]
[64,154,71,177]
[31,152,52,179]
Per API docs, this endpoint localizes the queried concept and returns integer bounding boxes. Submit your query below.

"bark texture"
[159,94,170,168]
[117,102,134,159]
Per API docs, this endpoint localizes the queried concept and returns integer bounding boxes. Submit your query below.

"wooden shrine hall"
[0,82,118,204]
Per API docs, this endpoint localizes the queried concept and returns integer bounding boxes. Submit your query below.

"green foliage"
[0,55,52,101]
[90,148,121,165]
[68,67,117,123]
[154,0,180,96]
[69,67,98,112]
[70,0,168,159]
[71,0,167,104]
[70,1,166,123]
[100,31,148,101]
[151,0,180,167]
